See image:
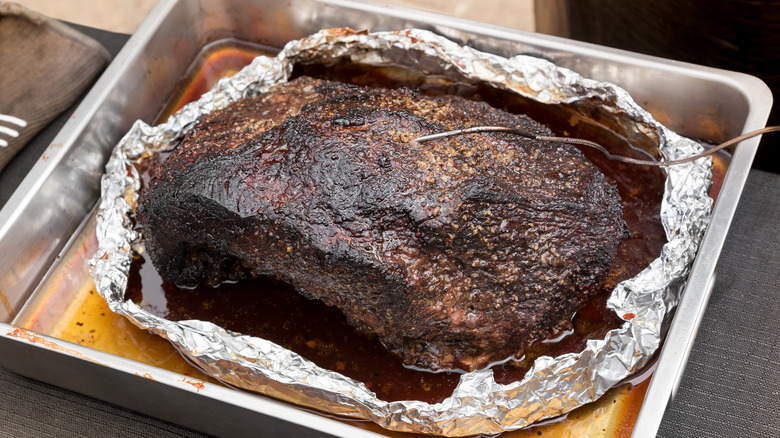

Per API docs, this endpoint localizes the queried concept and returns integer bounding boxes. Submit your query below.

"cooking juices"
[128,40,674,406]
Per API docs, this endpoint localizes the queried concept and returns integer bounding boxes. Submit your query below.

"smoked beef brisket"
[137,76,626,371]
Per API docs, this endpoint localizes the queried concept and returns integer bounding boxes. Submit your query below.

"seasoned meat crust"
[138,76,626,371]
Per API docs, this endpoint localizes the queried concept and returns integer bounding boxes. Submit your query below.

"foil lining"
[89,28,713,436]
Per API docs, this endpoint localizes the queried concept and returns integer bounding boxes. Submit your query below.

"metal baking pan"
[0,1,771,437]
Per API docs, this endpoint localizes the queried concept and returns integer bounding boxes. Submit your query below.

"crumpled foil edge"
[89,28,713,436]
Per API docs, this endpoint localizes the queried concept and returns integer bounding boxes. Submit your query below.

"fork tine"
[0,114,27,127]
[0,126,20,138]
[0,115,26,147]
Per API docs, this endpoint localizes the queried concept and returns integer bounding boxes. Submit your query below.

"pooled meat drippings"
[137,76,627,372]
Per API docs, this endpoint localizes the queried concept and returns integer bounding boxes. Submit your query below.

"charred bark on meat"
[138,77,626,372]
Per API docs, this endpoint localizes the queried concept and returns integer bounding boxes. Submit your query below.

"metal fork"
[0,114,27,148]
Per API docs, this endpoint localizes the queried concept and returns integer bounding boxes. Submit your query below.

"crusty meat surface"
[137,76,626,372]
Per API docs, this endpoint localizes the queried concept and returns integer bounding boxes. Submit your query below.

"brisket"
[137,76,626,371]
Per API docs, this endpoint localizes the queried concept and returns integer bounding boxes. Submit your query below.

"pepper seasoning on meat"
[137,76,627,372]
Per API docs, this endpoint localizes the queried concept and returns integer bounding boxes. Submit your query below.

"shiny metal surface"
[0,0,772,436]
[91,26,714,436]
[0,327,382,437]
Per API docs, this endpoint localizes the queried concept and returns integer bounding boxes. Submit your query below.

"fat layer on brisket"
[137,76,626,372]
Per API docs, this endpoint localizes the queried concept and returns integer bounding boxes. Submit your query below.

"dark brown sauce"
[128,46,673,404]
[156,39,280,122]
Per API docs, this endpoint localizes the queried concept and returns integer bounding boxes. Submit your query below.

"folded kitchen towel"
[0,2,110,172]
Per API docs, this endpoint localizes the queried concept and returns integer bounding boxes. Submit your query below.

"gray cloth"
[0,370,209,437]
[657,168,780,438]
[0,2,109,173]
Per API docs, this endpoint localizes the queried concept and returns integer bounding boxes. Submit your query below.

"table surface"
[1,25,778,438]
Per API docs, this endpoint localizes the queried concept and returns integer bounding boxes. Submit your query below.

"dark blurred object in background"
[534,0,779,173]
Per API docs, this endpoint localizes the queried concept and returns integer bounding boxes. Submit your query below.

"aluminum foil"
[89,28,713,436]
